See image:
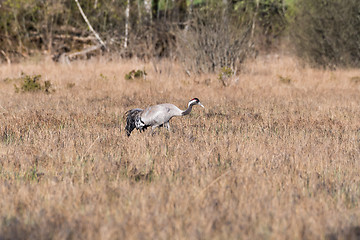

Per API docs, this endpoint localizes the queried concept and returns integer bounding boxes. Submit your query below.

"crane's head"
[188,98,205,108]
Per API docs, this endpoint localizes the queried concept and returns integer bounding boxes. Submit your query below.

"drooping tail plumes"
[124,108,143,136]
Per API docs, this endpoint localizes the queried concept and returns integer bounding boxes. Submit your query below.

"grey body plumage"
[125,98,204,136]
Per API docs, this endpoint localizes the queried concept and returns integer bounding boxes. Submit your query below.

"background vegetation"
[289,0,360,68]
[1,0,358,69]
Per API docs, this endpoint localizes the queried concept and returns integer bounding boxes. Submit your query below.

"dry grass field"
[0,55,360,239]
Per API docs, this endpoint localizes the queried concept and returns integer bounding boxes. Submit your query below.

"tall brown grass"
[0,55,360,239]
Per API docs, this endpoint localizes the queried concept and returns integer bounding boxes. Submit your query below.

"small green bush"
[124,71,133,80]
[134,70,145,78]
[14,73,54,93]
[218,67,234,86]
[278,75,292,84]
[66,83,76,89]
[99,73,109,81]
[125,69,147,80]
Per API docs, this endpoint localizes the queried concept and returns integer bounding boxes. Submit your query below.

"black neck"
[182,104,193,116]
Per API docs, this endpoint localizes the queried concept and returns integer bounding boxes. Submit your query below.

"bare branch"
[67,44,103,59]
[74,0,106,49]
[0,50,11,65]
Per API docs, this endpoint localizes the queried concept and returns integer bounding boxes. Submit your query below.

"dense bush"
[176,2,252,74]
[290,0,360,68]
[13,73,53,93]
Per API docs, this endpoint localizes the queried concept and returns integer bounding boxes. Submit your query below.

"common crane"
[125,98,204,136]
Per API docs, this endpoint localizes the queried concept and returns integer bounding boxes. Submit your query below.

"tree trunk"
[124,0,130,48]
[144,0,152,24]
[249,0,259,48]
[137,0,142,25]
[185,0,194,32]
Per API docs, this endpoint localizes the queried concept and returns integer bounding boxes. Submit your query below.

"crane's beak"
[199,102,205,108]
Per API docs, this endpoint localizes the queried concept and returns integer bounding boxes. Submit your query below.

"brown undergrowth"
[0,56,360,239]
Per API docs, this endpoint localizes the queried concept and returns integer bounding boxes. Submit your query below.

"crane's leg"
[164,122,170,131]
[150,125,159,135]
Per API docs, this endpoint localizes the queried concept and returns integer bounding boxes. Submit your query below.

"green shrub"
[218,67,234,86]
[14,73,54,93]
[278,75,291,84]
[66,83,76,89]
[124,69,147,80]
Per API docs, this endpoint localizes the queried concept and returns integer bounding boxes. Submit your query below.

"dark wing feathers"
[124,108,143,136]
